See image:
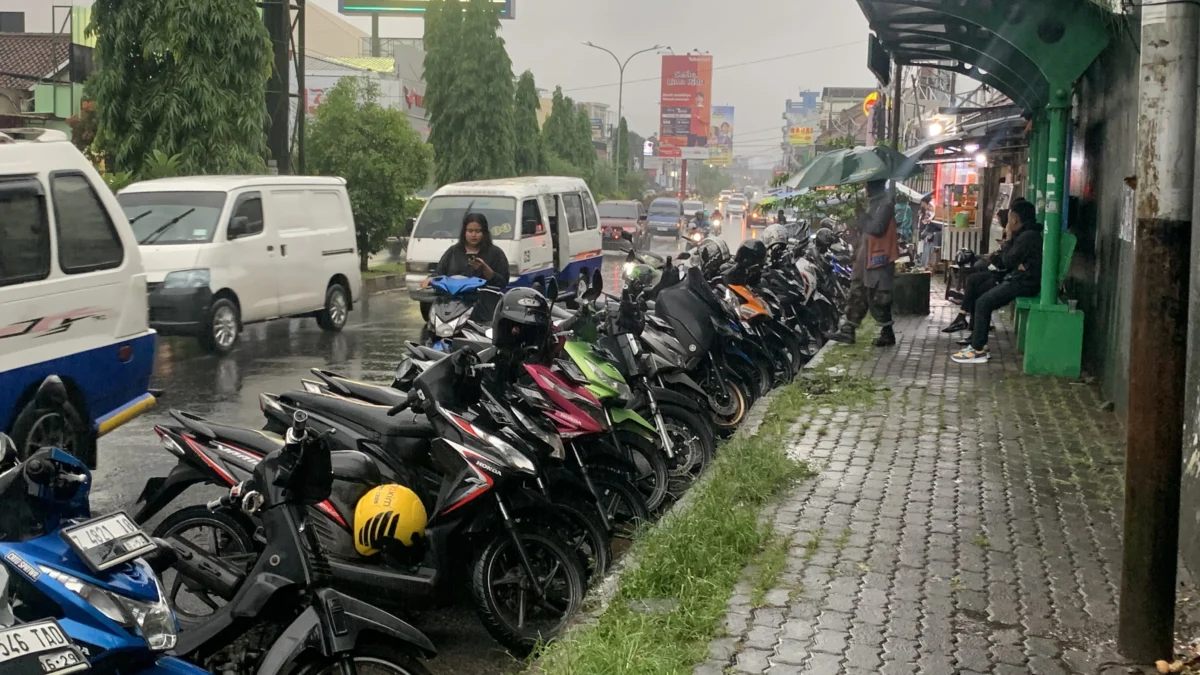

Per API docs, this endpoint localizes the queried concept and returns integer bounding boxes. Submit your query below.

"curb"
[802,338,841,372]
[363,274,405,295]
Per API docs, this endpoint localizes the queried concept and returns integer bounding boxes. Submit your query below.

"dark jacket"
[435,243,510,288]
[1000,220,1043,288]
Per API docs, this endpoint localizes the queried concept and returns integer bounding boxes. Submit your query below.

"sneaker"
[951,347,990,364]
[941,317,969,333]
[828,324,856,344]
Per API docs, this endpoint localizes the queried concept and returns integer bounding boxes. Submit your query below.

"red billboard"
[659,54,713,160]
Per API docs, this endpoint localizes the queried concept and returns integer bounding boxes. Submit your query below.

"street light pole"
[584,42,665,185]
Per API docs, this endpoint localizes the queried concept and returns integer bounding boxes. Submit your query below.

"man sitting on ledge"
[951,199,1043,365]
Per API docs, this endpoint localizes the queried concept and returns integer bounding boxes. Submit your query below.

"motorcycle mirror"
[591,268,603,294]
[620,230,634,242]
[0,433,12,466]
[546,277,560,304]
[677,251,691,260]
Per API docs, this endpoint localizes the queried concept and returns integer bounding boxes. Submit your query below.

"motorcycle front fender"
[132,461,213,524]
[661,371,708,400]
[642,386,707,416]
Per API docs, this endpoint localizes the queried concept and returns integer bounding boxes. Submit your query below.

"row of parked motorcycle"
[0,223,856,675]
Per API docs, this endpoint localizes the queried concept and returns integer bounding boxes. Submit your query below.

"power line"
[564,40,867,93]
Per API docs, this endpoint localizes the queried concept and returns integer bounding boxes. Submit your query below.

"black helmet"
[734,239,767,267]
[694,237,728,272]
[492,287,551,354]
[814,227,838,251]
[954,248,978,267]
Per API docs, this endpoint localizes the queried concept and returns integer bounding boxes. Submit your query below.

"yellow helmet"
[353,484,427,556]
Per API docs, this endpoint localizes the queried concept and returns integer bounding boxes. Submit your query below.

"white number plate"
[0,621,88,674]
[61,512,156,573]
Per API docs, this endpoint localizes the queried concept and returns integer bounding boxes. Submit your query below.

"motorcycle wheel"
[538,488,613,580]
[699,373,750,432]
[590,475,650,539]
[471,527,586,655]
[291,639,432,675]
[587,432,670,513]
[152,506,257,627]
[657,403,716,499]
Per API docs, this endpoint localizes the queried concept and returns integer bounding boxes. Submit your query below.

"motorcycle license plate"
[60,512,156,574]
[0,620,89,675]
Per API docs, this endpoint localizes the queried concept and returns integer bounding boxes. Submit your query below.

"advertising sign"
[659,54,713,160]
[786,110,816,146]
[708,106,734,166]
[339,0,514,18]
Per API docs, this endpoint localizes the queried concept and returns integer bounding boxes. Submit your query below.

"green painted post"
[1040,92,1070,306]
[1026,119,1042,202]
[1035,110,1051,221]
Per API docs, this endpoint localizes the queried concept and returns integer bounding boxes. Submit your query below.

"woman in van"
[421,212,511,288]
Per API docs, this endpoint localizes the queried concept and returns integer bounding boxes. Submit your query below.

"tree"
[514,71,545,175]
[88,0,271,177]
[574,106,596,170]
[423,0,514,184]
[66,99,100,161]
[542,87,576,164]
[615,117,629,177]
[307,77,432,271]
[695,163,732,200]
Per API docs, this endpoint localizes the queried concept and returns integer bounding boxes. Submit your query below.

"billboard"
[708,106,734,166]
[786,111,816,146]
[339,0,514,18]
[659,54,713,161]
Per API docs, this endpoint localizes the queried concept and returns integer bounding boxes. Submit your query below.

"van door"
[266,188,322,315]
[544,194,570,278]
[520,197,553,283]
[222,191,280,321]
[559,192,600,288]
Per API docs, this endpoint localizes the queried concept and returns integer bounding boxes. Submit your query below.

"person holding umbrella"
[829,179,900,347]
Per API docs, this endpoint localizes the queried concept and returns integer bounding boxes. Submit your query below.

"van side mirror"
[228,216,250,239]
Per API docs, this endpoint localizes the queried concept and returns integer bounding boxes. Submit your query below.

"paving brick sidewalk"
[699,293,1135,675]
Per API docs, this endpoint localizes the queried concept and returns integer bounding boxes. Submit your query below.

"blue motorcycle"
[0,380,205,675]
[421,276,497,351]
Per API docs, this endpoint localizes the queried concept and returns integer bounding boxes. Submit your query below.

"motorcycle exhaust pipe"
[160,536,244,601]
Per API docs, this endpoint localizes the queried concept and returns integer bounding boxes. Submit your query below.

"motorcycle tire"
[471,527,586,655]
[152,505,258,627]
[725,360,762,407]
[585,432,670,514]
[657,403,716,474]
[538,485,613,580]
[290,638,432,675]
[590,475,650,540]
[695,372,750,433]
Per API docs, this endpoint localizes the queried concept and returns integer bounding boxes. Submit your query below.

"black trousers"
[969,282,1038,350]
[963,270,1000,316]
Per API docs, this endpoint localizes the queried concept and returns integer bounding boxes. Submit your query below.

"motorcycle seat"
[406,342,450,362]
[183,416,286,458]
[280,391,437,440]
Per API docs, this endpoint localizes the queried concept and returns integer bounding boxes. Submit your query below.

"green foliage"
[142,150,183,180]
[66,99,100,161]
[615,117,629,177]
[695,163,732,200]
[88,0,271,177]
[824,136,856,150]
[514,70,546,175]
[587,159,618,200]
[99,169,134,193]
[424,0,515,184]
[307,77,432,271]
[574,107,596,170]
[620,169,649,200]
[542,87,576,163]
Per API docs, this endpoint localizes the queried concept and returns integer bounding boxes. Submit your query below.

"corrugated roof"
[0,33,70,90]
[330,56,395,73]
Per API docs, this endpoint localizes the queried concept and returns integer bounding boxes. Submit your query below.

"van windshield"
[413,196,517,241]
[648,201,679,217]
[118,191,226,245]
[598,203,638,219]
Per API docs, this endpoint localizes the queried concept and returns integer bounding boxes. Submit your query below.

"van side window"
[581,195,599,230]
[50,172,124,274]
[562,193,584,233]
[521,199,544,237]
[228,194,264,239]
[0,177,50,287]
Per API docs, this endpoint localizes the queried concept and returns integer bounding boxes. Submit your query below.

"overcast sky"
[310,0,878,163]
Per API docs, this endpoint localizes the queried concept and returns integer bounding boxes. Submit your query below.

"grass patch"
[362,261,406,278]
[749,534,792,607]
[971,534,990,549]
[531,330,884,675]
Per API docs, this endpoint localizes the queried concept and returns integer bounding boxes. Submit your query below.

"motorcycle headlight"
[478,429,537,475]
[162,268,210,290]
[623,262,636,278]
[40,564,177,651]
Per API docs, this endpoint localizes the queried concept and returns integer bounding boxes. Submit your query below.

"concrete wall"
[1068,27,1139,419]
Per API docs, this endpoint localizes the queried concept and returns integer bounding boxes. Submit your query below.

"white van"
[405,176,603,297]
[117,176,362,355]
[0,128,157,467]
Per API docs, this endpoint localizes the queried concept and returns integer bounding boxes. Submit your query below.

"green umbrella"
[757,195,778,207]
[785,145,920,190]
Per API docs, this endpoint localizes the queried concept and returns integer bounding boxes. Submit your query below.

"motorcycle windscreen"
[654,287,716,356]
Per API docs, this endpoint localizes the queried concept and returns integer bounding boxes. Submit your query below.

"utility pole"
[371,14,380,56]
[263,0,291,174]
[890,62,902,150]
[583,42,665,184]
[1119,0,1199,661]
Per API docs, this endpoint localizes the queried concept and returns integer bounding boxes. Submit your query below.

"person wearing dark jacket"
[829,180,900,347]
[942,199,1029,334]
[422,212,511,289]
[951,199,1042,364]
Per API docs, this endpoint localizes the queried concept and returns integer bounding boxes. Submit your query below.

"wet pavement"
[93,216,752,675]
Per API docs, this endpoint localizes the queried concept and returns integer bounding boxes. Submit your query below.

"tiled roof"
[0,33,70,90]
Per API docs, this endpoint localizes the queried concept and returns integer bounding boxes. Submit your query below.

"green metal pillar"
[1026,118,1042,203]
[1035,110,1051,221]
[1040,91,1070,305]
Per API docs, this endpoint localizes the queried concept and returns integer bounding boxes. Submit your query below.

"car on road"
[727,193,748,216]
[682,199,704,219]
[746,202,775,228]
[0,128,157,467]
[646,197,685,238]
[599,199,649,249]
[118,176,362,357]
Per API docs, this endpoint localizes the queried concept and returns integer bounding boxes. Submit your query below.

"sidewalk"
[700,291,1134,675]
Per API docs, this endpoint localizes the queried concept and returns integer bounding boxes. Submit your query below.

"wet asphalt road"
[93,216,750,674]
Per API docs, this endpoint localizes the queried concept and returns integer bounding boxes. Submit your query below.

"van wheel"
[317,283,349,332]
[202,299,240,356]
[10,396,89,462]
